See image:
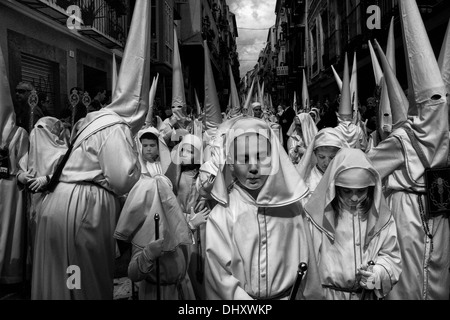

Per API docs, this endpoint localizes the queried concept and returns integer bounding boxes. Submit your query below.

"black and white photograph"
[0,0,449,312]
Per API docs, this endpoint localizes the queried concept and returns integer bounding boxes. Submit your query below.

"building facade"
[0,0,239,124]
[259,0,449,110]
[0,0,129,120]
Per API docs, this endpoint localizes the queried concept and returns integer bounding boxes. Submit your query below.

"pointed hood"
[0,42,16,145]
[386,17,396,75]
[172,30,186,108]
[302,69,309,112]
[331,64,343,92]
[145,73,159,127]
[400,0,446,112]
[194,89,202,117]
[112,52,118,94]
[292,91,297,113]
[376,18,398,140]
[260,81,267,112]
[228,64,241,118]
[106,0,152,136]
[338,53,352,118]
[368,40,383,87]
[374,39,408,130]
[350,52,359,124]
[438,20,450,94]
[243,77,256,111]
[203,40,222,131]
[398,0,448,168]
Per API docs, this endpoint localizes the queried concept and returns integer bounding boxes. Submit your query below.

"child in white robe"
[205,117,323,300]
[304,148,402,300]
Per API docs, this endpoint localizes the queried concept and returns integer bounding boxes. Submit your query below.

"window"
[164,1,173,65]
[151,0,158,60]
[21,52,58,116]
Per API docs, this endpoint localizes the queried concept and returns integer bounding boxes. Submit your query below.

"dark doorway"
[83,65,107,99]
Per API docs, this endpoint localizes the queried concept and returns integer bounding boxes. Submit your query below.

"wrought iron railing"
[54,0,128,45]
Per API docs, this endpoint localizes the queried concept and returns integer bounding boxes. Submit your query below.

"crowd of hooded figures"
[1,0,450,300]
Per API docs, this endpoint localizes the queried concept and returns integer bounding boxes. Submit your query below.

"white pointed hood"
[377,18,397,140]
[145,73,159,127]
[438,20,450,94]
[112,52,118,94]
[194,89,202,117]
[350,52,359,124]
[203,40,222,131]
[302,69,309,112]
[338,53,352,118]
[172,30,186,108]
[106,0,152,136]
[243,77,256,111]
[374,39,408,130]
[368,40,383,87]
[228,64,241,118]
[331,64,343,92]
[398,0,448,167]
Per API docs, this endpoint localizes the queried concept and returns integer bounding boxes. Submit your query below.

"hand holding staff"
[360,260,375,300]
[154,213,161,300]
[289,262,308,300]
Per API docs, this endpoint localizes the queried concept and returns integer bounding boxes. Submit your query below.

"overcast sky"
[227,0,276,79]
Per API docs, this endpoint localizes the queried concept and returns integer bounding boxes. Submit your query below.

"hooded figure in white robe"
[31,0,151,300]
[0,43,29,285]
[304,148,402,300]
[205,117,323,300]
[367,1,450,300]
[286,113,318,164]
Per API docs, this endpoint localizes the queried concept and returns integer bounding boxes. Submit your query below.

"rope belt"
[248,286,293,300]
[322,284,363,294]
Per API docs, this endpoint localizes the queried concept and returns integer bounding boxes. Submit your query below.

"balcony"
[16,0,128,49]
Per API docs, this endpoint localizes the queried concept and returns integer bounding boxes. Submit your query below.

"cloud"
[228,0,276,79]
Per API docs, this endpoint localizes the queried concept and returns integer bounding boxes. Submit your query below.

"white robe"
[0,127,28,284]
[367,130,450,300]
[31,114,140,300]
[205,185,323,300]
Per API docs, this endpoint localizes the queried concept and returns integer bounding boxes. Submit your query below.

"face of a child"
[230,134,270,193]
[336,186,369,208]
[253,106,262,118]
[315,146,340,173]
[141,138,159,163]
[179,144,200,165]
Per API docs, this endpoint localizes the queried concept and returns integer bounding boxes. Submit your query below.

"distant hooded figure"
[297,127,349,198]
[286,113,318,164]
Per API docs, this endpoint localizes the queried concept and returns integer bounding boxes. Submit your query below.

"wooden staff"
[69,89,80,129]
[154,213,161,300]
[289,262,308,300]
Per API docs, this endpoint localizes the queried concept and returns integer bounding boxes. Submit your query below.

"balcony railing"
[17,0,128,49]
